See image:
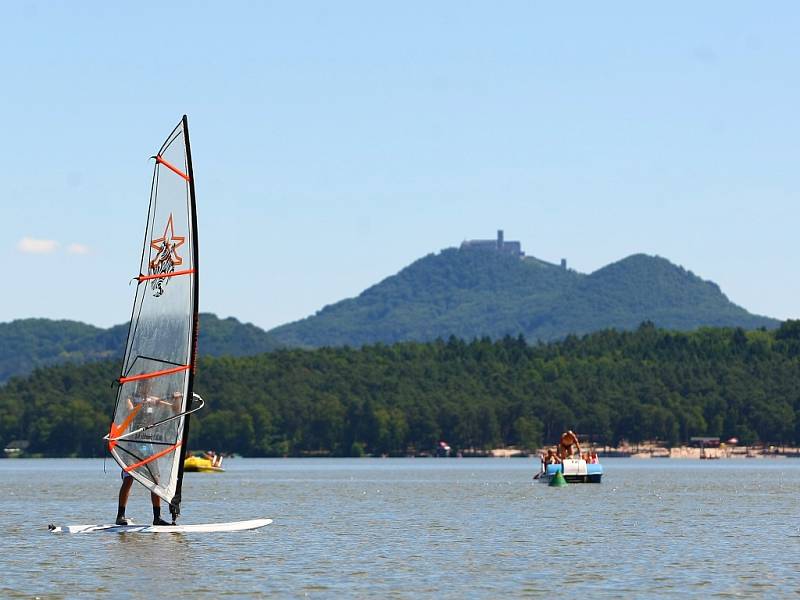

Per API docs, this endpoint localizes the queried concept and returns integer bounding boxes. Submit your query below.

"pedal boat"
[537,458,602,483]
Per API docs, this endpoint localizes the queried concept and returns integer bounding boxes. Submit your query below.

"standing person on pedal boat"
[558,430,581,460]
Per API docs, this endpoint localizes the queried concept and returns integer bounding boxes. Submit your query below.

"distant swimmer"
[558,430,581,460]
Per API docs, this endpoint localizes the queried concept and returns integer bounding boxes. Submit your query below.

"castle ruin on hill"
[460,230,523,257]
[460,230,568,269]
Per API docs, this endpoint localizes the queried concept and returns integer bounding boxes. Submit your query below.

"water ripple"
[1,458,798,597]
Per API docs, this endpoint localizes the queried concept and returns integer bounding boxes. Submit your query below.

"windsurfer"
[558,430,581,460]
[115,385,183,526]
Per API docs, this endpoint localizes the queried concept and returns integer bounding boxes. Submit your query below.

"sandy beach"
[625,445,800,459]
[490,444,800,459]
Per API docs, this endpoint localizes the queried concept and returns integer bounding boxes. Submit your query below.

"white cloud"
[67,243,90,255]
[17,237,58,254]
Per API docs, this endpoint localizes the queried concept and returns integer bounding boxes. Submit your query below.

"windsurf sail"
[106,115,200,521]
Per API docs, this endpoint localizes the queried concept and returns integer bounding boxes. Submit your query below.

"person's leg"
[119,476,134,505]
[151,491,172,526]
[116,475,134,524]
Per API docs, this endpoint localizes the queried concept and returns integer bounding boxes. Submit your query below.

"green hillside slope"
[0,249,779,381]
[533,254,774,339]
[269,248,778,347]
[0,314,281,383]
[270,248,579,346]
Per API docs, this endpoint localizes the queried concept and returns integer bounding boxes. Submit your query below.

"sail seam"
[115,438,179,447]
[131,355,186,369]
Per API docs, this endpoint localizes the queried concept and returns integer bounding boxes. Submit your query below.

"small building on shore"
[3,440,29,457]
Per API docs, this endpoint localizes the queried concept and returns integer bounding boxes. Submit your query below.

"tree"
[513,416,543,451]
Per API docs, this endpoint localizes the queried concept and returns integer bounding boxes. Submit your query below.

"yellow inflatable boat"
[184,453,224,473]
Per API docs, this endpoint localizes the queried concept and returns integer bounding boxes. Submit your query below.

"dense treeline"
[1,322,799,457]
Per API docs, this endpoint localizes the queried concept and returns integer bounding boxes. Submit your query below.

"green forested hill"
[269,248,778,347]
[0,249,778,383]
[270,248,578,346]
[2,323,798,457]
[0,319,117,384]
[0,314,281,383]
[531,254,774,339]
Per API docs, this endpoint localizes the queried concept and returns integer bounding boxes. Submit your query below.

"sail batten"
[118,364,191,384]
[107,116,199,519]
[155,155,190,181]
[137,268,195,282]
[123,442,183,472]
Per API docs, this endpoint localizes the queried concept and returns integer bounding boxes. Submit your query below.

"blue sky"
[1,1,798,330]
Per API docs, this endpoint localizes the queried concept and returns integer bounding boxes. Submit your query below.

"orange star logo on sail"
[147,213,186,297]
[149,214,185,270]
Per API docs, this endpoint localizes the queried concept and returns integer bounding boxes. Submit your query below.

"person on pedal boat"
[558,430,581,460]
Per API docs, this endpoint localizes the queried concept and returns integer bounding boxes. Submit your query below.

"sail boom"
[106,393,205,443]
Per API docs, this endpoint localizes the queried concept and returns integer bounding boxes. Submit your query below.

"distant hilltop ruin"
[460,230,568,269]
[460,230,523,257]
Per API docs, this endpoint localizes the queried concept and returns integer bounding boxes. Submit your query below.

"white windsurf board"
[49,518,272,534]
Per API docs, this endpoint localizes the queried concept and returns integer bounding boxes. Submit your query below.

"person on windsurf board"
[51,117,271,534]
[115,382,183,525]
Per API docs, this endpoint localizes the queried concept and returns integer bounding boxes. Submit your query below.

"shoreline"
[517,444,800,460]
[4,445,800,460]
[616,446,800,460]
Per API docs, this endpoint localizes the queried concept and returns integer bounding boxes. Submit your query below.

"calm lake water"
[1,458,798,598]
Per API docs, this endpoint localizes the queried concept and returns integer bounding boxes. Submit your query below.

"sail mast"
[171,114,199,520]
